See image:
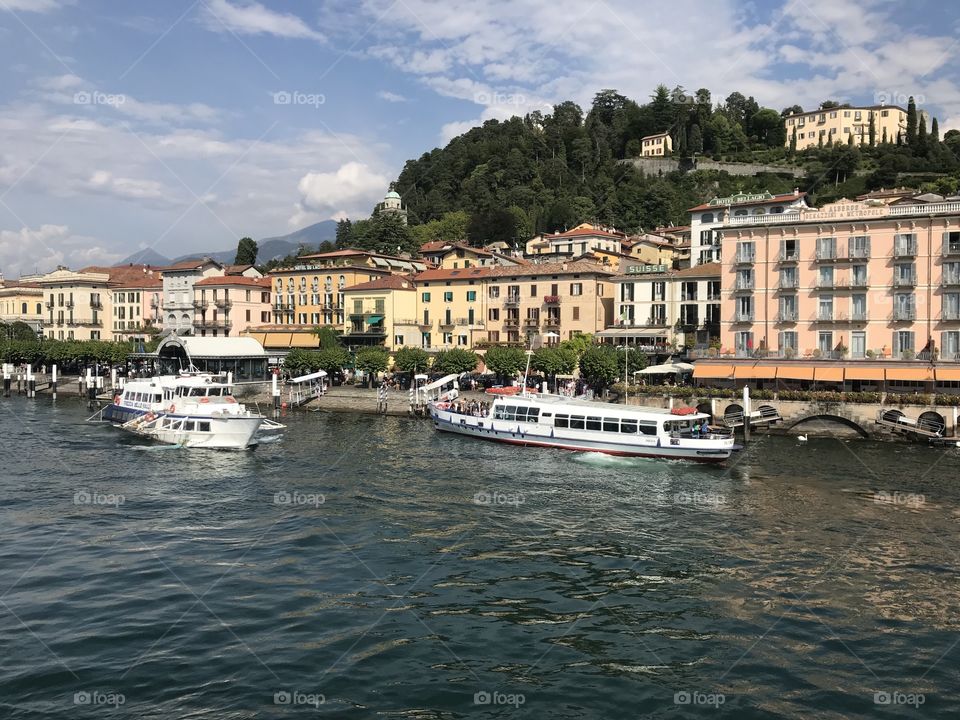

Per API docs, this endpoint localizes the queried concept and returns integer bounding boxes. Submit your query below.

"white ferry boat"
[103,373,266,449]
[429,392,736,462]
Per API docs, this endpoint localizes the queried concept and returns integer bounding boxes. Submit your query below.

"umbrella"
[638,363,682,375]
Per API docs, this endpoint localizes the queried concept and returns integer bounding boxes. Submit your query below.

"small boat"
[429,392,736,462]
[104,372,267,449]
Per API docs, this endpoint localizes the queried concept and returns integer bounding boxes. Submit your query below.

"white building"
[378,190,408,225]
[688,190,809,267]
[161,257,224,334]
[600,262,721,352]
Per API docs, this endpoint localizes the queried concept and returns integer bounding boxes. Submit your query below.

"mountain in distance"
[114,220,339,267]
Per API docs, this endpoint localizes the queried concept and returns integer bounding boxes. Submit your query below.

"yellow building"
[641,132,672,156]
[419,241,526,269]
[784,105,907,149]
[30,268,112,341]
[341,275,417,350]
[623,234,677,266]
[82,265,163,343]
[0,280,44,330]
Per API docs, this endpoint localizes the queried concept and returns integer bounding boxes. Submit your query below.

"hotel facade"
[784,105,908,150]
[719,198,960,361]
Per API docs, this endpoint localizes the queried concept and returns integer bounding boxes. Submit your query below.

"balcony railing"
[680,293,700,301]
[89,300,102,309]
[214,299,232,309]
[65,301,75,308]
[941,309,960,321]
[848,246,870,259]
[645,317,669,326]
[945,242,960,256]
[850,310,868,322]
[942,275,960,287]
[523,317,540,327]
[850,275,869,288]
[776,310,798,322]
[893,242,917,257]
[503,295,521,306]
[543,316,561,326]
[394,319,420,325]
[893,275,917,288]
[778,250,799,263]
[455,318,484,327]
[892,308,917,321]
[543,295,560,304]
[734,278,753,292]
[734,252,755,265]
[504,317,520,326]
[438,319,455,328]
[733,311,754,322]
[815,248,838,261]
[815,311,847,322]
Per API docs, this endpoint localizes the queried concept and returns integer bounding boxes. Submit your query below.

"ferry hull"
[129,415,262,450]
[430,408,733,462]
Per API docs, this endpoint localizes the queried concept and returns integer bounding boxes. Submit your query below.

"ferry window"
[199,422,211,432]
[603,418,619,433]
[586,416,602,431]
[555,414,569,428]
[639,421,658,436]
[527,408,539,421]
[541,412,552,418]
[503,405,518,421]
[621,420,638,434]
[154,394,161,403]
[569,415,585,430]
[184,421,195,431]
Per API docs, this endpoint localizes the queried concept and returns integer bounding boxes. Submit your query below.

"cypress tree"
[881,127,888,145]
[689,123,703,154]
[789,127,797,154]
[932,117,940,143]
[847,132,854,146]
[918,117,929,156]
[906,96,918,145]
[868,114,876,146]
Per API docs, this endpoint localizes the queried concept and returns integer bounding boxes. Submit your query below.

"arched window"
[36,303,42,314]
[312,276,319,291]
[21,302,27,314]
[701,213,714,223]
[338,275,345,289]
[771,206,784,214]
[753,208,766,215]
[734,209,748,217]
[276,278,283,291]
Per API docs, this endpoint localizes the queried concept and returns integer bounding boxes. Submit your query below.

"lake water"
[0,396,958,718]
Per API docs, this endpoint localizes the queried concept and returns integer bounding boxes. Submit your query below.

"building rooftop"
[688,190,806,213]
[612,261,720,281]
[158,257,223,272]
[343,275,416,292]
[194,276,272,288]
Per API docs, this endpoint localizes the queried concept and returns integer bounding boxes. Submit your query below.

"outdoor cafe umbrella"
[638,362,688,375]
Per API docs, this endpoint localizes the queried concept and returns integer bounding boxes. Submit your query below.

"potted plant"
[865,349,876,359]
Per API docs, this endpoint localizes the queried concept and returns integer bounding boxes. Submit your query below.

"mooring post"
[742,384,751,442]
[51,364,58,401]
[86,369,95,408]
[272,370,280,415]
[27,365,35,398]
[2,364,10,398]
[110,367,117,393]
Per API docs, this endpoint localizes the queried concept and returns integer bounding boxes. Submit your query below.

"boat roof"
[493,393,708,418]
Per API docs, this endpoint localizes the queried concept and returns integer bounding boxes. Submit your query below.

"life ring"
[225,396,237,404]
[670,406,697,416]
[199,397,210,403]
[168,404,176,413]
[144,412,155,422]
[113,395,121,405]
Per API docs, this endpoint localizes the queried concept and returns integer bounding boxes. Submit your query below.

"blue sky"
[0,0,958,275]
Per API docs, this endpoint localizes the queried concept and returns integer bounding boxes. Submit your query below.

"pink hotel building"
[720,199,960,361]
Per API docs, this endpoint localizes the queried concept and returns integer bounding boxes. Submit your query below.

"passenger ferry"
[103,373,267,449]
[429,392,736,462]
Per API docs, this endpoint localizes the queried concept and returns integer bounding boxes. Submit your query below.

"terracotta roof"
[687,192,806,212]
[414,267,493,282]
[195,276,272,288]
[79,265,163,287]
[0,280,42,289]
[225,264,256,275]
[343,275,416,292]
[419,241,450,253]
[487,260,614,278]
[611,261,720,281]
[546,226,625,240]
[299,249,369,259]
[159,257,223,271]
[269,264,392,276]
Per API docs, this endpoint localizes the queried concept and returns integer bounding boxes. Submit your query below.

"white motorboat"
[104,372,266,449]
[429,392,737,462]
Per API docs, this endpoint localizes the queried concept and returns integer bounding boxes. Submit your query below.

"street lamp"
[617,345,630,405]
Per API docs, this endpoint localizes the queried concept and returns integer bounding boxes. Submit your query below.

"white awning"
[290,370,328,383]
[596,328,668,338]
[372,257,389,267]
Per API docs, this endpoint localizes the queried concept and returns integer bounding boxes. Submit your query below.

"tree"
[917,116,929,156]
[906,96,918,146]
[932,117,940,144]
[578,345,619,389]
[868,114,876,147]
[432,348,479,374]
[234,237,258,265]
[283,348,318,376]
[467,209,519,246]
[819,100,841,109]
[393,347,429,373]
[4,321,37,341]
[688,123,703,154]
[530,346,577,377]
[750,108,786,147]
[559,333,594,357]
[313,326,342,349]
[483,345,527,379]
[336,218,353,248]
[355,347,389,375]
[781,104,803,117]
[315,346,351,374]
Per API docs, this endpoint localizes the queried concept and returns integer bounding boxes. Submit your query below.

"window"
[443,291,453,302]
[569,415,585,429]
[421,292,431,302]
[602,418,619,433]
[488,308,499,321]
[893,330,915,358]
[530,285,537,297]
[848,235,870,258]
[466,290,476,302]
[555,414,569,428]
[638,421,657,436]
[586,416,602,431]
[701,213,714,223]
[488,286,500,299]
[942,331,960,360]
[894,293,915,320]
[736,242,755,263]
[818,331,833,355]
[779,331,798,354]
[816,237,836,259]
[572,307,580,321]
[819,296,833,320]
[570,283,583,296]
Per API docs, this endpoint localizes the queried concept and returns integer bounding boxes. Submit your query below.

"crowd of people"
[447,399,491,417]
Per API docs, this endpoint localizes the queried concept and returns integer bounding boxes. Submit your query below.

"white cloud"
[293,162,389,223]
[0,0,64,12]
[199,0,324,41]
[0,224,120,277]
[378,90,408,103]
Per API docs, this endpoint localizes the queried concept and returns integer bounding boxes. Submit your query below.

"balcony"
[892,308,917,321]
[778,250,800,263]
[214,299,232,310]
[543,295,561,304]
[504,316,520,326]
[74,319,102,327]
[89,300,102,309]
[941,309,960,321]
[418,321,433,330]
[850,310,868,322]
[942,275,960,287]
[815,248,838,261]
[680,293,700,301]
[733,279,753,293]
[850,275,869,288]
[734,252,755,265]
[733,311,754,323]
[848,246,870,260]
[646,317,669,326]
[893,275,917,288]
[45,301,53,308]
[814,311,847,322]
[893,242,917,257]
[523,317,540,327]
[777,277,799,290]
[438,319,455,329]
[503,295,521,306]
[543,316,561,327]
[775,310,798,323]
[394,319,420,325]
[944,242,960,256]
[65,301,75,309]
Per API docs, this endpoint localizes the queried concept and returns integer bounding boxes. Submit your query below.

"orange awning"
[776,365,815,380]
[693,363,734,380]
[814,367,844,382]
[244,332,267,345]
[263,332,292,348]
[886,367,934,382]
[289,334,321,348]
[734,364,777,379]
[844,366,885,381]
[935,367,960,382]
